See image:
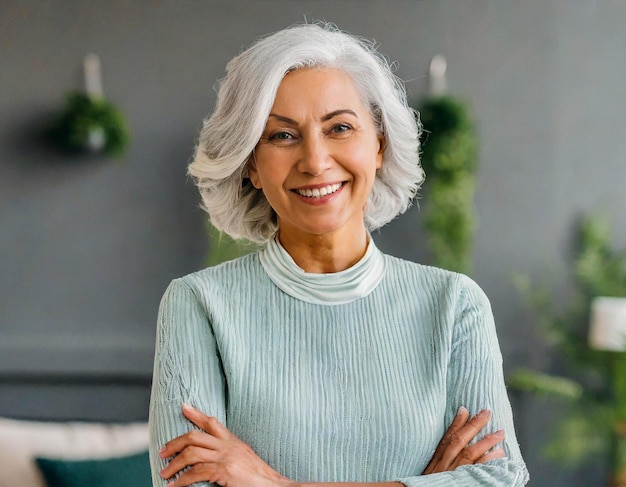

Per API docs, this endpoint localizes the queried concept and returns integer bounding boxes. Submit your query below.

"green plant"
[418,96,478,274]
[46,92,130,158]
[509,216,626,485]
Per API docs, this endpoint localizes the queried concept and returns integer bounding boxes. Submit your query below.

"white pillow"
[0,417,148,487]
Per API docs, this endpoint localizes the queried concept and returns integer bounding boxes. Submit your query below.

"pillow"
[36,450,151,487]
[0,417,148,487]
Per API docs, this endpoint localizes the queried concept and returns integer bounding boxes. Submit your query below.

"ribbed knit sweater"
[148,240,529,486]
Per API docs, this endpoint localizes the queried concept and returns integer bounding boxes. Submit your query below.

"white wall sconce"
[589,297,626,352]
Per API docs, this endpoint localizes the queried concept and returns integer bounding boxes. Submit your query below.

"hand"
[159,404,291,487]
[422,407,506,475]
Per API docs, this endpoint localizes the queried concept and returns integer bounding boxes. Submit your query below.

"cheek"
[248,151,276,189]
[254,166,285,200]
[352,145,383,176]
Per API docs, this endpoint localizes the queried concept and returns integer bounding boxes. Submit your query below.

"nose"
[296,134,332,176]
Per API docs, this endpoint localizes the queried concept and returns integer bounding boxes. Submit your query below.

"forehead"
[270,68,369,116]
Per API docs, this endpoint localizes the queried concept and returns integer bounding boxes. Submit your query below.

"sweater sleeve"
[148,278,226,487]
[398,275,529,487]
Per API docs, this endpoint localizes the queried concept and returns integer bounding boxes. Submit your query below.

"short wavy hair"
[188,22,423,243]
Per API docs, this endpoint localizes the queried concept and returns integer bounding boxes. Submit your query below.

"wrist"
[274,473,300,487]
[280,480,300,487]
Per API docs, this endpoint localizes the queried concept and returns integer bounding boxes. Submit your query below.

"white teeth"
[295,183,342,198]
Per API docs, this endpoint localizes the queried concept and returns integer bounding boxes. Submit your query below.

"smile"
[294,183,343,198]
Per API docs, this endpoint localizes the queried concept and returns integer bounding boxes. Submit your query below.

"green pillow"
[35,450,151,487]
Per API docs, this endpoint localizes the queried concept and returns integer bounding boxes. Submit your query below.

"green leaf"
[508,368,583,399]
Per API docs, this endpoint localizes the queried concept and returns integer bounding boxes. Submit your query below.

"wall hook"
[83,53,104,99]
[428,54,448,96]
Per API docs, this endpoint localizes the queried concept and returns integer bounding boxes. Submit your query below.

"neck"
[277,225,369,274]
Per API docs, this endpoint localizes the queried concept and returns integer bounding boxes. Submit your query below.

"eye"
[269,131,296,141]
[259,130,299,147]
[329,123,353,135]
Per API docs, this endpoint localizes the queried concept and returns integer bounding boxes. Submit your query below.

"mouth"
[293,182,343,199]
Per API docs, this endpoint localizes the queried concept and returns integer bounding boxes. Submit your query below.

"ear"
[247,155,262,189]
[375,135,385,170]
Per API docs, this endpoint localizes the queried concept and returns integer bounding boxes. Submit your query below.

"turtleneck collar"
[258,235,386,305]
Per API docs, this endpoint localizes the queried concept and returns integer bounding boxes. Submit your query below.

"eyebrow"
[267,109,359,125]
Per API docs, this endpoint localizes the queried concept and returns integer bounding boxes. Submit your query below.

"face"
[248,68,384,242]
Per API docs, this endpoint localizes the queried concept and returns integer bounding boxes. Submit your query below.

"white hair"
[188,22,423,243]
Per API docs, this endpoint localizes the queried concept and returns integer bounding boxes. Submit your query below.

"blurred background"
[1,1,625,486]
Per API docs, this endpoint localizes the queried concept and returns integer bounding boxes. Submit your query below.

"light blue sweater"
[149,241,529,486]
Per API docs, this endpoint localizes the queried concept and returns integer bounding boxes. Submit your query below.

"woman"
[149,23,529,487]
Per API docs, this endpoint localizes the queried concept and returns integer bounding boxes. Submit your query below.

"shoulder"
[381,253,491,312]
[181,252,260,287]
[381,253,473,292]
[382,255,500,352]
[161,252,262,303]
[157,253,265,329]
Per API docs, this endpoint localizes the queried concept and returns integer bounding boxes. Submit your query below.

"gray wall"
[2,1,626,485]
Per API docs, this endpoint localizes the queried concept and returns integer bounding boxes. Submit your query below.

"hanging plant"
[418,56,478,274]
[45,54,130,158]
[46,92,130,158]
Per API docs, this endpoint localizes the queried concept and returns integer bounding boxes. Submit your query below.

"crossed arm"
[150,277,528,487]
[157,404,505,487]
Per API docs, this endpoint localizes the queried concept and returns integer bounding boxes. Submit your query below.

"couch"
[0,416,150,487]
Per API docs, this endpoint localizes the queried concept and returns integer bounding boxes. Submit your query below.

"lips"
[293,182,343,198]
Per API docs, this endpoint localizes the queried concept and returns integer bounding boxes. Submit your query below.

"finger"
[160,445,217,480]
[451,430,505,468]
[476,448,506,464]
[437,409,492,468]
[159,429,220,460]
[423,406,470,475]
[166,463,218,487]
[423,406,469,474]
[182,404,234,440]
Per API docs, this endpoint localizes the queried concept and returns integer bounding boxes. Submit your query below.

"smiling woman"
[148,22,529,487]
[249,68,383,272]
